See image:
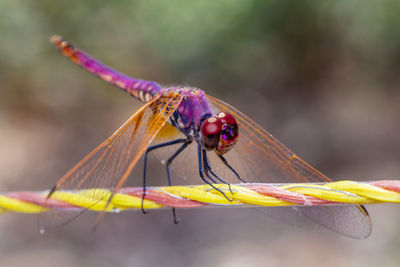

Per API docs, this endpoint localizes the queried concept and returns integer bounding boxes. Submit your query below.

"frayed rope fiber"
[1,180,400,213]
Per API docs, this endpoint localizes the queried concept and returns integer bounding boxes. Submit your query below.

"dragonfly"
[45,35,372,239]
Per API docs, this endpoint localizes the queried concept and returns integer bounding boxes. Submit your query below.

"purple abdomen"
[50,35,162,103]
[50,35,215,133]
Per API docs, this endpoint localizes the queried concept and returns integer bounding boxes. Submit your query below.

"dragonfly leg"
[202,150,233,194]
[164,139,192,224]
[165,139,192,186]
[201,153,218,184]
[142,138,188,214]
[197,145,233,201]
[218,154,247,183]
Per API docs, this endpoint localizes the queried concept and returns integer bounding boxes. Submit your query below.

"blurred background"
[1,1,400,266]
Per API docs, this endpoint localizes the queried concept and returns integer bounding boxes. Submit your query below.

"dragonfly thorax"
[172,88,239,154]
[173,87,213,131]
[200,112,239,154]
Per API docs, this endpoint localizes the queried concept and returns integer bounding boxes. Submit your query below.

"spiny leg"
[202,149,233,194]
[165,139,192,224]
[165,140,192,186]
[197,145,233,201]
[142,138,188,214]
[201,152,218,184]
[218,154,247,183]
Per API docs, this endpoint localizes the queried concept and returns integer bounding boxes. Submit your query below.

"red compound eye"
[216,112,238,154]
[200,117,223,150]
[217,112,237,127]
[200,112,239,154]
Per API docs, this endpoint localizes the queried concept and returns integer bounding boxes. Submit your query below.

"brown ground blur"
[1,1,400,266]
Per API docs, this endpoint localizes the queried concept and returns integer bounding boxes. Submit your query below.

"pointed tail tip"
[49,34,63,45]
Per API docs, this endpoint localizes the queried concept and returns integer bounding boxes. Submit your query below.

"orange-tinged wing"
[206,94,331,184]
[206,94,371,239]
[41,91,182,230]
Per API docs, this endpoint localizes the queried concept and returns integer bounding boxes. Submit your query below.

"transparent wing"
[206,94,332,183]
[206,94,372,239]
[40,91,183,230]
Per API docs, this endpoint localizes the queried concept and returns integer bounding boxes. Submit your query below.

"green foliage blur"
[2,0,400,98]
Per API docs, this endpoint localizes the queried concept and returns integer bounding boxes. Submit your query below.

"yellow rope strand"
[2,180,400,214]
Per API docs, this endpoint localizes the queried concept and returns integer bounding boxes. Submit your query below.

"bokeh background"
[1,1,400,266]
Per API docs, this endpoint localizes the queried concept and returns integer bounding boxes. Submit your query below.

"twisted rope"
[2,180,400,213]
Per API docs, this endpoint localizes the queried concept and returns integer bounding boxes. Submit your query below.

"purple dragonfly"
[45,35,371,238]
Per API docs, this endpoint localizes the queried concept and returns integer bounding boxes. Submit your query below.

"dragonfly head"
[200,112,238,154]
